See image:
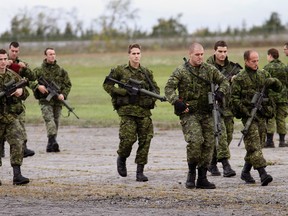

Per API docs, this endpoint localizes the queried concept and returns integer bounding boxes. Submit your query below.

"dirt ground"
[1,124,288,216]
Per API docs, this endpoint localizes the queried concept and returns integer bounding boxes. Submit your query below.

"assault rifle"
[38,77,79,119]
[238,85,267,146]
[208,83,222,147]
[0,78,28,99]
[224,62,243,81]
[105,76,167,102]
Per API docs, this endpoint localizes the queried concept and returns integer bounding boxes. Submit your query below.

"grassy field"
[22,46,287,128]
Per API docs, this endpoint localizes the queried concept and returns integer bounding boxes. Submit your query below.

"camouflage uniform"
[164,61,229,168]
[0,69,29,167]
[30,60,71,141]
[231,67,282,168]
[103,64,159,165]
[263,59,288,146]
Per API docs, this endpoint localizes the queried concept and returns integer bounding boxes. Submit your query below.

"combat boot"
[196,167,216,189]
[186,162,197,189]
[221,158,236,177]
[0,139,5,158]
[23,140,35,158]
[46,135,60,153]
[136,164,148,182]
[207,156,221,176]
[12,165,29,185]
[117,156,127,177]
[279,134,288,147]
[241,162,256,184]
[257,167,273,186]
[264,133,275,148]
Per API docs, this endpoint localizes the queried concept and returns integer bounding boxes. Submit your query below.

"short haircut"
[128,43,141,53]
[214,40,228,50]
[284,42,288,48]
[44,47,54,55]
[189,42,203,53]
[267,48,279,59]
[244,50,253,61]
[0,49,7,54]
[9,41,19,48]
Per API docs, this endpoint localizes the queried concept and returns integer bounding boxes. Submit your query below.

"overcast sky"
[1,0,288,34]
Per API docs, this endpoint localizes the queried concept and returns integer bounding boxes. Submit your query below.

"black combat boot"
[196,167,216,189]
[221,158,236,177]
[46,135,60,153]
[257,167,273,186]
[136,164,148,182]
[241,162,256,184]
[117,156,127,177]
[279,134,288,147]
[23,140,35,158]
[12,165,29,185]
[264,133,275,148]
[186,162,197,189]
[0,139,5,158]
[207,156,221,176]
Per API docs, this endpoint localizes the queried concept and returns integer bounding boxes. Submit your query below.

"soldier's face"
[189,47,204,66]
[284,45,288,57]
[8,46,19,60]
[245,52,259,71]
[45,49,56,64]
[0,53,8,71]
[129,48,141,65]
[215,46,227,61]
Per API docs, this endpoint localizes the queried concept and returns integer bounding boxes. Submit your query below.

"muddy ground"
[0,124,288,216]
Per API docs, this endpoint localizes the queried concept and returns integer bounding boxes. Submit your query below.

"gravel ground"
[0,124,288,216]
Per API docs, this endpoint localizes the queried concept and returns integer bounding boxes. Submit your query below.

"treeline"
[1,0,287,42]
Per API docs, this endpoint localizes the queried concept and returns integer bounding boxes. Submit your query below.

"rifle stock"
[38,77,79,119]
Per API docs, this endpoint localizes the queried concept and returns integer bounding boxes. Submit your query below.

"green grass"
[23,47,288,127]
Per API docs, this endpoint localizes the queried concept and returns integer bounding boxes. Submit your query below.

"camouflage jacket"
[8,56,36,82]
[0,69,29,124]
[206,55,242,117]
[103,63,160,117]
[231,66,282,119]
[263,59,288,103]
[31,60,72,106]
[164,61,229,115]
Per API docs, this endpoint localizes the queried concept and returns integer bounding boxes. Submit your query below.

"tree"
[262,12,285,33]
[150,14,188,38]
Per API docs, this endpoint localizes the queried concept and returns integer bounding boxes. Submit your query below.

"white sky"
[1,0,288,34]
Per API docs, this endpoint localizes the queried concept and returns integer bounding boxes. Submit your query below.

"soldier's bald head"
[189,43,203,54]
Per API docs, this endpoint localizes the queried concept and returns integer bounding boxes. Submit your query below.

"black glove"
[174,99,187,115]
[264,78,275,87]
[215,91,224,103]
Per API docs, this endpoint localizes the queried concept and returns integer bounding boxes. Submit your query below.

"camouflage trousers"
[0,119,24,167]
[180,113,214,168]
[242,117,267,168]
[117,115,153,165]
[266,104,288,134]
[223,115,234,145]
[40,104,62,137]
[212,118,231,161]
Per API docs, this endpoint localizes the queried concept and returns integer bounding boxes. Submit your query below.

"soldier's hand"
[113,87,127,96]
[11,88,23,97]
[38,85,48,94]
[174,99,187,115]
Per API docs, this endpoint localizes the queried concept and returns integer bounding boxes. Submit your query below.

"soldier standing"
[231,50,282,186]
[103,43,160,182]
[206,40,240,177]
[263,48,288,148]
[30,48,71,153]
[0,49,30,185]
[165,42,229,189]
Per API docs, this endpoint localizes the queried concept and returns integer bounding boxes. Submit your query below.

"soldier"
[231,50,282,186]
[206,40,240,177]
[263,48,288,148]
[0,49,30,185]
[30,48,71,153]
[165,42,229,189]
[103,43,160,182]
[284,42,288,58]
[1,41,36,158]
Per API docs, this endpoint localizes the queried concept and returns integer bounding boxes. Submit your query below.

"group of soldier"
[0,42,71,186]
[104,41,288,189]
